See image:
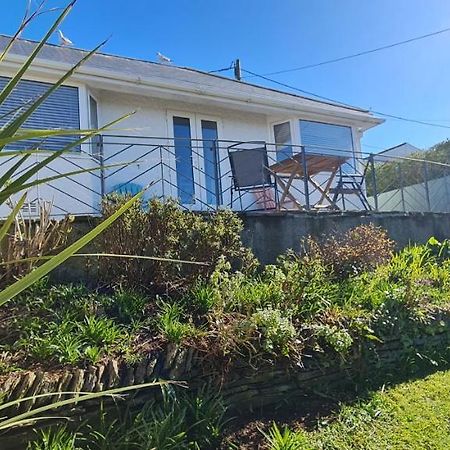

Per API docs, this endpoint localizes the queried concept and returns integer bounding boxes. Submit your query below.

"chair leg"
[274,185,280,210]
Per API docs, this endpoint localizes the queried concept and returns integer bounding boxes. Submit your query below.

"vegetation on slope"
[369,139,450,195]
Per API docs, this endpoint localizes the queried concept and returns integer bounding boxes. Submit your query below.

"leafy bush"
[18,314,129,365]
[29,388,227,450]
[306,224,395,278]
[97,196,257,294]
[78,316,125,348]
[182,282,217,316]
[250,308,296,356]
[6,283,137,366]
[180,386,227,449]
[313,324,354,355]
[0,202,74,287]
[262,422,311,450]
[28,426,79,450]
[127,397,188,450]
[276,251,342,318]
[100,290,148,324]
[156,301,198,344]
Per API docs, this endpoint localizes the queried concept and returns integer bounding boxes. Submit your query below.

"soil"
[220,397,336,449]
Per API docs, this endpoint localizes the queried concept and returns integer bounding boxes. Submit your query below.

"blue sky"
[2,0,450,153]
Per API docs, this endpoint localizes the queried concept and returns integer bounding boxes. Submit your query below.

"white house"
[0,35,383,216]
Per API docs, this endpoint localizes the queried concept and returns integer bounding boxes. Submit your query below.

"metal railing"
[1,134,450,217]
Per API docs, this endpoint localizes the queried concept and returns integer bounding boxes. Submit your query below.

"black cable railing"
[2,134,450,217]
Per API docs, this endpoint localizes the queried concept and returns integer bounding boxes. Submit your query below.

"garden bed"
[2,201,450,448]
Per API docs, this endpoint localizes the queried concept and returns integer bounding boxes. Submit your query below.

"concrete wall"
[54,211,450,284]
[240,211,450,264]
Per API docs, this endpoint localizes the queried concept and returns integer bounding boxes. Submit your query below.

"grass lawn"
[266,369,450,449]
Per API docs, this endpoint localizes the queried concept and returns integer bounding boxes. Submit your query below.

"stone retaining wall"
[0,325,449,449]
[49,211,450,282]
[2,325,450,420]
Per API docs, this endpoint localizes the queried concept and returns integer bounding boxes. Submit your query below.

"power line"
[244,26,450,78]
[208,62,234,74]
[373,111,450,129]
[241,68,360,109]
[241,68,450,130]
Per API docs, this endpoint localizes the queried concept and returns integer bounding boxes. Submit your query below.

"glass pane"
[274,122,292,162]
[201,120,220,205]
[299,120,353,158]
[89,96,99,128]
[173,116,194,204]
[89,96,101,158]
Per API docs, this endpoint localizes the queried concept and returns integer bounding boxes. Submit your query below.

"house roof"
[0,35,383,127]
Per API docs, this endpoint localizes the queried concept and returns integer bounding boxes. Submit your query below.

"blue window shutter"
[0,76,80,151]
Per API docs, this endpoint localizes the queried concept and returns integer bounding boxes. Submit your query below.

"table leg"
[309,169,339,208]
[275,174,303,210]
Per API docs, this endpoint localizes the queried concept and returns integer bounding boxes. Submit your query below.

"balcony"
[1,134,450,218]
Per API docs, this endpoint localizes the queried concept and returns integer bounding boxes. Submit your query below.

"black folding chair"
[329,161,372,210]
[227,142,279,211]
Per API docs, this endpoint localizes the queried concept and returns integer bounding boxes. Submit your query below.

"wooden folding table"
[269,153,348,210]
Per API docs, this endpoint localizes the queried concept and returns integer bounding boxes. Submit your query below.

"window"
[89,95,102,158]
[299,120,354,158]
[0,76,80,151]
[273,121,292,162]
[89,95,99,129]
[201,120,220,205]
[173,116,194,204]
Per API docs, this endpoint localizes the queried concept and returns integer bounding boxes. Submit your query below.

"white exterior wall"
[0,76,371,217]
[96,90,271,210]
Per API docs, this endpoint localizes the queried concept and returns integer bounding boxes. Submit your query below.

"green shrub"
[127,398,188,450]
[78,316,125,348]
[180,386,227,449]
[27,427,79,450]
[276,251,341,318]
[101,289,148,324]
[206,260,289,315]
[250,308,296,356]
[262,422,312,450]
[19,315,129,366]
[7,283,147,366]
[29,388,228,450]
[313,324,354,355]
[14,281,98,321]
[182,282,217,316]
[97,196,257,294]
[156,301,198,344]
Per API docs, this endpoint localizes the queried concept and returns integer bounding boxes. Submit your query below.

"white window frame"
[83,90,101,157]
[269,119,297,163]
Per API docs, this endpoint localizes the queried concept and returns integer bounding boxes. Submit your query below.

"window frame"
[85,90,102,157]
[270,119,295,163]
